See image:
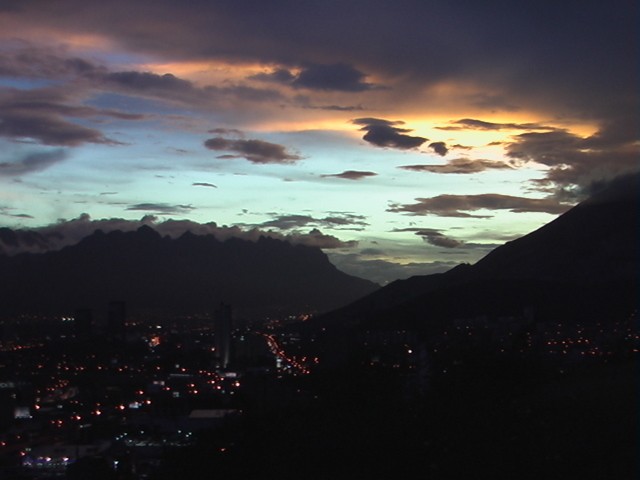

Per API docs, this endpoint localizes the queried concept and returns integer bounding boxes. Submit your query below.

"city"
[1,297,637,478]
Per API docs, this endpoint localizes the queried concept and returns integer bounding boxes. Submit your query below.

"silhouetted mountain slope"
[0,226,378,317]
[315,174,639,329]
[471,198,637,284]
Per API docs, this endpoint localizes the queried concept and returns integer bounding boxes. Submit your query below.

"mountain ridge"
[312,175,638,330]
[0,226,378,318]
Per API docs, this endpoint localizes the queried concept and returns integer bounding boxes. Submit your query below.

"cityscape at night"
[0,1,638,478]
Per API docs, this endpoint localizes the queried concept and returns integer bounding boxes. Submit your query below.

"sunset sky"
[0,0,637,283]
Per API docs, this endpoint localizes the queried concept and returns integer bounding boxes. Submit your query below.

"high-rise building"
[214,303,233,369]
[107,301,126,340]
[73,308,93,337]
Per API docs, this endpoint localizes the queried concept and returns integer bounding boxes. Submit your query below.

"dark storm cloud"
[293,63,374,92]
[505,118,639,197]
[192,182,217,188]
[392,227,463,248]
[0,149,68,176]
[251,63,375,92]
[321,170,377,180]
[428,141,448,156]
[388,194,570,217]
[4,1,635,124]
[352,118,427,150]
[204,137,302,164]
[579,171,640,204]
[399,158,512,174]
[126,203,194,215]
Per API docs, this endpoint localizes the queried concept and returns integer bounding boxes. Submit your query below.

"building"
[107,301,126,340]
[214,303,233,369]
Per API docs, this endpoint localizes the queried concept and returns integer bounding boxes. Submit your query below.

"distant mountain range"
[314,174,639,331]
[0,226,378,318]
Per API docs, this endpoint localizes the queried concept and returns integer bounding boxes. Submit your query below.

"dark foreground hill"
[0,226,378,318]
[315,173,639,331]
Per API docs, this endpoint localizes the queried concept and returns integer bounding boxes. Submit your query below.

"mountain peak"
[0,228,378,318]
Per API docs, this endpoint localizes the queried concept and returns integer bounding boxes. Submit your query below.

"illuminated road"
[261,333,310,375]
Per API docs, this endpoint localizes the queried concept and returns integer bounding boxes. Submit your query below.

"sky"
[0,0,637,284]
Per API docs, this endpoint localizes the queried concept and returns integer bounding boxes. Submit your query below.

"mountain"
[0,226,378,318]
[314,174,639,331]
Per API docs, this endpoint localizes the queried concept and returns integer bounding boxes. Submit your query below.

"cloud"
[391,227,463,248]
[388,194,570,217]
[301,104,364,112]
[252,63,375,92]
[102,71,194,94]
[321,170,377,180]
[204,137,302,164]
[360,248,385,256]
[250,68,296,84]
[321,214,369,229]
[256,214,315,230]
[0,45,283,114]
[192,182,218,188]
[0,87,125,146]
[0,205,35,219]
[399,158,513,174]
[428,141,448,156]
[0,213,358,255]
[293,63,374,92]
[439,118,558,131]
[465,94,521,112]
[287,228,358,249]
[327,251,459,285]
[102,70,283,105]
[0,44,104,79]
[580,171,640,204]
[126,203,194,215]
[3,2,635,134]
[208,128,244,137]
[253,212,368,231]
[0,149,68,176]
[352,118,427,150]
[505,119,639,197]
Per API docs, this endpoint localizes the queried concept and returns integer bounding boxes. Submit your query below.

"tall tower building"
[107,301,126,340]
[73,308,93,337]
[214,303,233,369]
